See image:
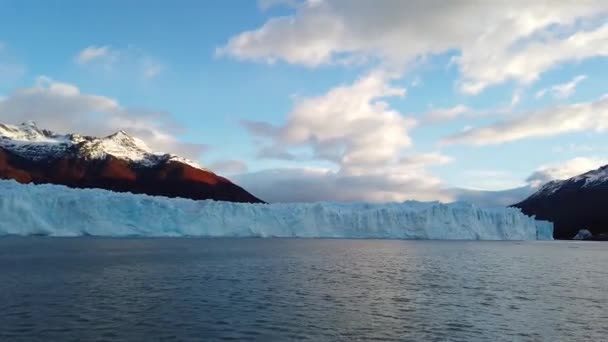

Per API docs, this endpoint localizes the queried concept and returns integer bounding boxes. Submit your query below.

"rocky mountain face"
[0,122,263,203]
[514,165,608,239]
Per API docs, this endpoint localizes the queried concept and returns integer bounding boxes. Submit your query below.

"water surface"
[0,238,606,341]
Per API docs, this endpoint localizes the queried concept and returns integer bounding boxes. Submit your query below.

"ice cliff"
[0,180,553,240]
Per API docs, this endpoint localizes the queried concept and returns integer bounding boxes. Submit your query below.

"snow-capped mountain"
[0,121,262,203]
[514,164,608,239]
[0,121,201,168]
[525,165,608,199]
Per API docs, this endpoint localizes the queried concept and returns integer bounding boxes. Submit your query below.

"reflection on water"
[0,238,607,341]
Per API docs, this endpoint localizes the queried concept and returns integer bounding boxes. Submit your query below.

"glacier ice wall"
[0,180,553,240]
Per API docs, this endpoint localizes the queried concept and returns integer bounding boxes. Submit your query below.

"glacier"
[0,180,553,240]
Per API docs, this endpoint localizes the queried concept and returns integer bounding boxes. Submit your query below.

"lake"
[0,238,606,341]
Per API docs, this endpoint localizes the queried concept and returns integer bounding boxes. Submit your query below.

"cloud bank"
[220,0,608,93]
[237,70,453,202]
[443,94,608,145]
[0,76,205,159]
[217,0,608,203]
[526,157,608,188]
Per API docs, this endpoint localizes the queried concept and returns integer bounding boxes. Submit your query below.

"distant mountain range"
[0,121,262,203]
[3,121,608,239]
[514,165,608,239]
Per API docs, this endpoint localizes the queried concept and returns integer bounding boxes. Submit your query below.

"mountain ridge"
[514,164,608,239]
[0,122,263,203]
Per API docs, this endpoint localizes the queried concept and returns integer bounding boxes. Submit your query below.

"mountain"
[513,165,608,239]
[0,121,263,203]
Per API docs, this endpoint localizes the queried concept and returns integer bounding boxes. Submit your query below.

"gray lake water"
[0,238,606,341]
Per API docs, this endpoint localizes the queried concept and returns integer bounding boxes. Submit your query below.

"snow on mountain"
[570,165,608,187]
[514,163,608,239]
[0,121,202,169]
[0,179,553,240]
[0,121,73,160]
[0,121,262,203]
[527,165,608,200]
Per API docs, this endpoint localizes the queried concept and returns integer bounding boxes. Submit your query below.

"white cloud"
[509,88,523,109]
[446,157,608,206]
[424,105,471,123]
[245,70,414,170]
[526,157,608,188]
[445,157,608,205]
[0,76,205,159]
[234,165,452,203]
[75,46,114,65]
[442,94,608,145]
[399,152,452,167]
[216,1,608,202]
[536,75,587,99]
[238,70,454,202]
[75,45,164,79]
[457,24,607,94]
[219,0,608,93]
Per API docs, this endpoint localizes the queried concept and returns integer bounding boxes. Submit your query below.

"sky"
[0,0,607,203]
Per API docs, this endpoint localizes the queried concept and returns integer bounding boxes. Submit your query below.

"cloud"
[447,157,608,206]
[457,24,607,94]
[219,0,607,93]
[209,160,249,174]
[442,94,608,145]
[234,165,452,203]
[235,70,456,202]
[509,88,523,109]
[75,45,164,79]
[0,76,205,159]
[216,1,608,203]
[526,157,608,187]
[75,46,114,65]
[535,75,587,99]
[424,105,471,123]
[245,70,414,170]
[399,152,452,167]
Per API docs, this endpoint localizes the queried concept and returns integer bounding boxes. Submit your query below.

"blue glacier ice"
[0,180,553,240]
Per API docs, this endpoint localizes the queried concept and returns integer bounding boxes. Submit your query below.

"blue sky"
[1,0,607,203]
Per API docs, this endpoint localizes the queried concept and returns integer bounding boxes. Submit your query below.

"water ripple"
[0,238,607,341]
